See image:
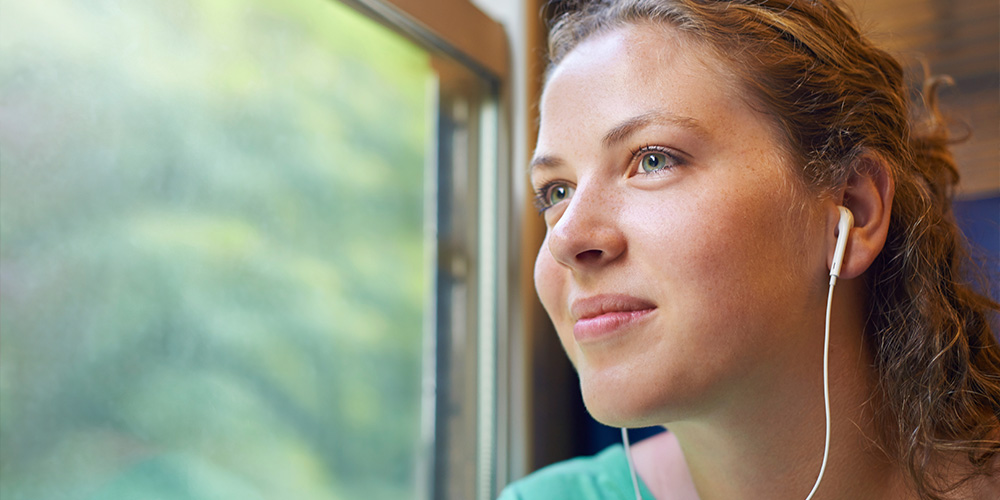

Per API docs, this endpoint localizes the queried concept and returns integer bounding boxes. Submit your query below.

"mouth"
[571,294,657,342]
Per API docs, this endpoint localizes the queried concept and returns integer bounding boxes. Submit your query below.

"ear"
[827,153,895,280]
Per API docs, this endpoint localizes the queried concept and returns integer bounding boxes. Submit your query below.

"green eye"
[546,184,574,206]
[640,152,671,173]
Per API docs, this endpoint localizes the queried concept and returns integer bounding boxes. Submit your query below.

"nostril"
[576,249,604,262]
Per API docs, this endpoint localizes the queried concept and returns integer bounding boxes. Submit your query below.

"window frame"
[337,1,511,499]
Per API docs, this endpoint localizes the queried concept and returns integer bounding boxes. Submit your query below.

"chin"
[579,375,676,429]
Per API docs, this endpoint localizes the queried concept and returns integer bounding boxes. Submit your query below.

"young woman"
[501,1,1000,499]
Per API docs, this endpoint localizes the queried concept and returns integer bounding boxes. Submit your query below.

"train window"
[0,1,506,499]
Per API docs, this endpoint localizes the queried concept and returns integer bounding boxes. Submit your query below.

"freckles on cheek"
[674,193,772,297]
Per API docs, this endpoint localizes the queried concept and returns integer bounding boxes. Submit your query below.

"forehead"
[537,23,754,150]
[548,22,722,83]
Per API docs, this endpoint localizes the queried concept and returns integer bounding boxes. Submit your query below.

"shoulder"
[497,445,638,500]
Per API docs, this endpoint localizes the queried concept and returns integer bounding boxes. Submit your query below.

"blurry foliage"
[0,0,430,498]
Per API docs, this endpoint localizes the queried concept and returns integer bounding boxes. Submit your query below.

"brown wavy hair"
[545,0,1000,497]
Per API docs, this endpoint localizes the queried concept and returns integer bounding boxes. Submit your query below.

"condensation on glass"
[0,0,499,499]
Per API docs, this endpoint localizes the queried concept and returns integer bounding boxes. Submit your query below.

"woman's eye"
[546,183,575,206]
[639,151,672,173]
[534,182,575,213]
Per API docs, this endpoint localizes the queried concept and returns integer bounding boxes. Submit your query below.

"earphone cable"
[804,279,836,500]
[622,427,644,500]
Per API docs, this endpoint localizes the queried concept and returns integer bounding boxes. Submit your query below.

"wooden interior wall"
[842,0,999,197]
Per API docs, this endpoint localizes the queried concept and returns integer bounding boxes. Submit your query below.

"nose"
[546,184,626,270]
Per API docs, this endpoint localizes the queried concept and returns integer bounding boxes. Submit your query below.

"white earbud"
[829,206,853,284]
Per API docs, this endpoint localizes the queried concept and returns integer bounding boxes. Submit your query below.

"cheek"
[533,237,584,364]
[533,235,567,323]
[638,180,819,332]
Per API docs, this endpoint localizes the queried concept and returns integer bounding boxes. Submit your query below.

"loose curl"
[545,1,1000,497]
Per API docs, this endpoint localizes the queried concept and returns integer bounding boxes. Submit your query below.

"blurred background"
[0,1,996,499]
[1,1,441,498]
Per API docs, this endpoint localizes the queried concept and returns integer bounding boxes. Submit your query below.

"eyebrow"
[528,154,563,174]
[529,109,706,175]
[602,110,706,148]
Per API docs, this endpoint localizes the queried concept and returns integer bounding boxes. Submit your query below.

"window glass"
[0,0,436,498]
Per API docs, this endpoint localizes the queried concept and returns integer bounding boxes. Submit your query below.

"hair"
[544,1,1000,498]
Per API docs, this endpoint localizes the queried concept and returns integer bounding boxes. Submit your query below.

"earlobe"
[827,153,895,280]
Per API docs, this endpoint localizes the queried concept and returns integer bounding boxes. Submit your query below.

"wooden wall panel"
[843,0,1000,197]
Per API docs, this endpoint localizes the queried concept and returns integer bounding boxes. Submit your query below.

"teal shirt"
[498,445,655,500]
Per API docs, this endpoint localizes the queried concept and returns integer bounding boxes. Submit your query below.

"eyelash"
[532,145,686,214]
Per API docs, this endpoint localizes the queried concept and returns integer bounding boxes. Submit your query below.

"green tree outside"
[0,0,431,498]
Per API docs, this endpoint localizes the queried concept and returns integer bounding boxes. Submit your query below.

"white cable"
[622,427,644,500]
[804,278,836,500]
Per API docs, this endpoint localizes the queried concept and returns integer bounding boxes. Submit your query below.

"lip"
[571,294,657,343]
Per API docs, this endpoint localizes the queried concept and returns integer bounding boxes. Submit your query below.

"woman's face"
[532,24,831,427]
